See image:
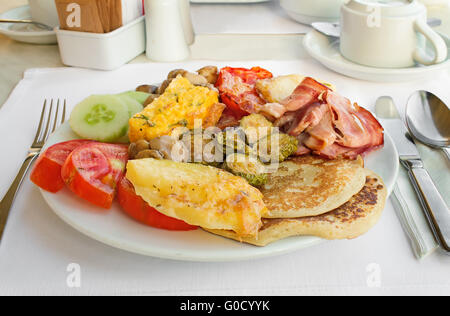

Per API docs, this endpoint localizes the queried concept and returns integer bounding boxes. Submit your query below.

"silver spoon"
[0,19,53,31]
[406,91,450,160]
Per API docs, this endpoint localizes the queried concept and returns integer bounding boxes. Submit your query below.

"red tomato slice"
[61,143,128,209]
[30,139,92,193]
[216,66,273,119]
[117,177,198,231]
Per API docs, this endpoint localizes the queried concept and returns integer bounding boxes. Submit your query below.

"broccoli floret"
[224,153,268,186]
[254,132,298,163]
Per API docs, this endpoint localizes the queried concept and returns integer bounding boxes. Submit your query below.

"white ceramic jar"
[340,0,448,68]
[144,0,194,62]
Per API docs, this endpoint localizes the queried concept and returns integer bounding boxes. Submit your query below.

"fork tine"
[33,100,47,145]
[51,100,60,133]
[61,99,67,124]
[40,99,54,143]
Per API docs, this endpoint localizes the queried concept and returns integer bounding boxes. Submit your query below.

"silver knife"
[376,96,450,253]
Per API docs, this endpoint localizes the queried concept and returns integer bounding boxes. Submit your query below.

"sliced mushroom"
[183,72,208,86]
[136,84,158,94]
[135,139,150,152]
[157,78,174,95]
[168,69,187,79]
[135,149,165,160]
[128,143,139,159]
[143,94,160,106]
[197,66,219,85]
[149,136,179,160]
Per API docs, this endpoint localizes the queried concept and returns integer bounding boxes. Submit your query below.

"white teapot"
[145,0,195,62]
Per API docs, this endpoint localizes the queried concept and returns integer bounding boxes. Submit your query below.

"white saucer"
[303,30,450,82]
[0,5,57,45]
[283,10,338,25]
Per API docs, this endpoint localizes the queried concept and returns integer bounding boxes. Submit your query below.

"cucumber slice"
[117,95,143,118]
[70,95,130,142]
[118,91,150,105]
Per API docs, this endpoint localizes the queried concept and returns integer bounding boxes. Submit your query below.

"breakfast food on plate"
[206,170,387,246]
[61,143,128,208]
[126,158,267,237]
[255,74,305,104]
[127,122,299,187]
[260,155,366,218]
[215,67,273,119]
[70,94,144,142]
[30,139,93,193]
[118,91,151,105]
[128,76,224,142]
[259,77,384,159]
[117,177,198,231]
[32,65,388,248]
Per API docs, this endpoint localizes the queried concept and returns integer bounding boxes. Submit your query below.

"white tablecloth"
[0,60,449,296]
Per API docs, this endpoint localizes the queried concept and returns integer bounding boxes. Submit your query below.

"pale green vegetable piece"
[70,95,130,142]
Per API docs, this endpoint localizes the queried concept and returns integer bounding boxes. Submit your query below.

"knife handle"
[402,158,450,252]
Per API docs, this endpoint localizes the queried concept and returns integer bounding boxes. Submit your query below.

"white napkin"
[391,168,439,260]
[1,61,450,295]
[401,140,450,258]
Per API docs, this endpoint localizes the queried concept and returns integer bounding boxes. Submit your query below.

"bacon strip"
[286,102,328,136]
[325,91,371,148]
[269,82,384,160]
[303,111,337,151]
[259,77,330,119]
[283,77,330,112]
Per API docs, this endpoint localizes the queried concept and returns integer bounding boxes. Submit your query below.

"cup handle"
[413,18,448,65]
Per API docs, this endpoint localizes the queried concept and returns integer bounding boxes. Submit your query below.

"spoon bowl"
[406,91,450,153]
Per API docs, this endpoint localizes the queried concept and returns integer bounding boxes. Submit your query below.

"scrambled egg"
[129,76,222,142]
[126,158,267,237]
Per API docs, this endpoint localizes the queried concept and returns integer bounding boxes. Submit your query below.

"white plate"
[40,122,398,262]
[0,5,57,45]
[303,30,450,82]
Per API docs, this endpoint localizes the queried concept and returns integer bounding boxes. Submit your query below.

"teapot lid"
[344,0,426,16]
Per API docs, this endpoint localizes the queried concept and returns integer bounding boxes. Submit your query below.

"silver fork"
[0,99,66,241]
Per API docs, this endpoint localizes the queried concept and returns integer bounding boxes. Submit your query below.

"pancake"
[261,155,366,218]
[205,169,387,246]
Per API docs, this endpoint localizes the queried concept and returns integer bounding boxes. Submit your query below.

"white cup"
[28,0,59,28]
[340,0,448,68]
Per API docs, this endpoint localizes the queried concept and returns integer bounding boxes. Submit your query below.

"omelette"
[205,169,387,246]
[128,76,224,142]
[126,158,268,237]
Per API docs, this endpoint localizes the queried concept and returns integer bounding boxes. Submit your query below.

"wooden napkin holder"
[54,0,142,33]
